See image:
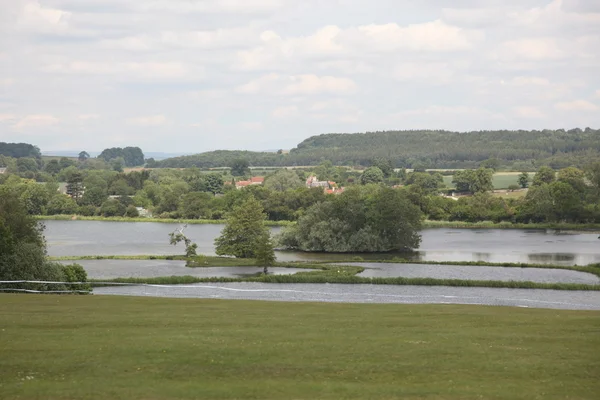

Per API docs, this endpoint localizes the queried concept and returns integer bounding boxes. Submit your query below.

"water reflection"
[43,220,600,266]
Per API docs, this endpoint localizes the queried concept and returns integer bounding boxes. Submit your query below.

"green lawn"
[1,295,599,400]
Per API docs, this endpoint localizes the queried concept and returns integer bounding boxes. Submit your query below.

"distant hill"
[155,128,600,170]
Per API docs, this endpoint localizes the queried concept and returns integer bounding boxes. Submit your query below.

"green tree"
[44,159,61,175]
[557,167,586,193]
[215,197,270,258]
[169,225,198,257]
[47,194,78,215]
[278,186,422,252]
[518,172,529,188]
[255,232,276,274]
[229,158,250,176]
[264,169,303,192]
[360,166,384,185]
[406,172,444,194]
[78,151,90,162]
[0,189,66,289]
[59,157,75,170]
[81,186,108,207]
[532,166,555,186]
[66,172,84,203]
[371,157,394,178]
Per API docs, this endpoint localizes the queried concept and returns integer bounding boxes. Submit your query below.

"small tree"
[255,232,276,274]
[215,197,270,258]
[518,172,529,188]
[169,225,198,257]
[78,151,90,162]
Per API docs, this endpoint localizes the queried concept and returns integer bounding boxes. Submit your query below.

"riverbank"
[35,215,600,231]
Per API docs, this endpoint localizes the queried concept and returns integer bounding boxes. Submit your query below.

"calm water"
[43,220,600,265]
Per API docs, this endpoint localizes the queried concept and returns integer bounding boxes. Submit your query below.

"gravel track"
[93,283,600,310]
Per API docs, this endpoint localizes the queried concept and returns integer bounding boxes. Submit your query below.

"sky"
[0,0,599,153]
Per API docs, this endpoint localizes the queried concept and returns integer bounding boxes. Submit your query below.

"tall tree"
[229,158,250,176]
[215,197,270,258]
[360,166,384,185]
[78,151,90,162]
[66,172,84,203]
[518,172,529,188]
[264,169,303,192]
[532,166,555,186]
[254,232,276,274]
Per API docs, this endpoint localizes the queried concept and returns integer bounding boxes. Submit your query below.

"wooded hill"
[154,128,600,170]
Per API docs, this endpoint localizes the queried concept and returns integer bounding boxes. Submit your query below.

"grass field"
[1,295,599,400]
[443,172,535,190]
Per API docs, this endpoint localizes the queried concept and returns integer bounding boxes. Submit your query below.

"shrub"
[125,205,139,218]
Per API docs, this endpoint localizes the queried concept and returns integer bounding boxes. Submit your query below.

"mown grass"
[1,295,599,400]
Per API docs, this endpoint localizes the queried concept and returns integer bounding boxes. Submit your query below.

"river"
[43,220,600,265]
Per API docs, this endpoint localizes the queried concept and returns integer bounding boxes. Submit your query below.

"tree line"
[2,160,599,227]
[152,128,600,170]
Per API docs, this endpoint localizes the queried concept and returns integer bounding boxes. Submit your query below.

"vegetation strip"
[48,255,600,278]
[92,275,600,291]
[35,215,600,231]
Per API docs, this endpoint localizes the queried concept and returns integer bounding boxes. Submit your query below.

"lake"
[43,220,600,265]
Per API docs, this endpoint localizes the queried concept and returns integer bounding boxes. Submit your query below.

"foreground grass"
[1,295,598,400]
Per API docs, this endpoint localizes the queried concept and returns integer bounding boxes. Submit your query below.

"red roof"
[251,176,265,183]
[236,181,251,187]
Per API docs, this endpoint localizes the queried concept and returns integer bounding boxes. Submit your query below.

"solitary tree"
[518,172,529,188]
[215,197,270,258]
[254,232,276,274]
[78,151,90,162]
[168,225,198,257]
[229,158,250,176]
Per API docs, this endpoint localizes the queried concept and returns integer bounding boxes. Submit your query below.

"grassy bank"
[1,295,599,400]
[94,274,600,291]
[422,220,600,231]
[34,215,293,226]
[35,215,600,230]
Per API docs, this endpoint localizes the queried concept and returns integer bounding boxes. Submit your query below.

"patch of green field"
[443,172,536,190]
[0,295,598,400]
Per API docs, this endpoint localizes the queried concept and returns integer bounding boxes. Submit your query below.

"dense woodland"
[153,128,600,170]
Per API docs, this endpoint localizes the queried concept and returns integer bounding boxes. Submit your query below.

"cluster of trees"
[98,147,145,167]
[278,185,422,252]
[0,189,88,291]
[153,128,600,170]
[0,142,42,159]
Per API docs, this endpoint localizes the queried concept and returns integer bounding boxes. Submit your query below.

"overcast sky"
[1,0,599,153]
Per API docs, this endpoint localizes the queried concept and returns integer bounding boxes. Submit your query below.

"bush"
[125,205,139,218]
[78,205,98,216]
[508,184,520,192]
[61,263,91,292]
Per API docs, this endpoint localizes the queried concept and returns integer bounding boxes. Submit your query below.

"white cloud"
[272,105,299,118]
[513,106,546,118]
[12,114,60,129]
[17,1,72,34]
[41,61,195,81]
[508,76,550,86]
[554,100,599,111]
[239,121,264,130]
[236,21,482,71]
[595,89,600,98]
[136,0,284,14]
[78,114,100,120]
[495,38,565,61]
[237,74,357,96]
[126,115,167,126]
[0,114,17,123]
